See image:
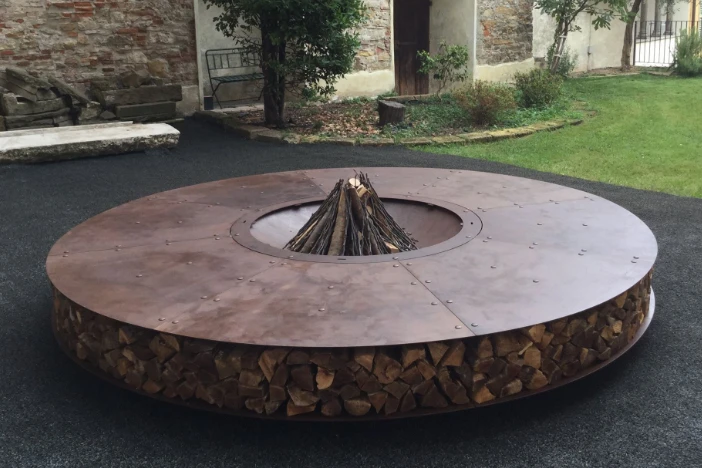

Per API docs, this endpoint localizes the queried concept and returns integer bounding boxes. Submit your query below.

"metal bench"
[205,48,263,108]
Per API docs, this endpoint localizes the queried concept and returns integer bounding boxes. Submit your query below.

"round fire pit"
[47,168,657,419]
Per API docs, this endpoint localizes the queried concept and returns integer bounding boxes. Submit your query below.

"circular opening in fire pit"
[250,198,465,252]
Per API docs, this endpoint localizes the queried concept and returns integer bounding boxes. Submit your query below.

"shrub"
[454,80,517,126]
[513,68,563,108]
[417,41,470,96]
[547,45,577,78]
[673,29,702,77]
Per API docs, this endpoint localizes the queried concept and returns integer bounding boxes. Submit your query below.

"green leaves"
[203,0,367,125]
[417,41,470,96]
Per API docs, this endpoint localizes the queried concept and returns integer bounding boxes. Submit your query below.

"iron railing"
[633,20,701,66]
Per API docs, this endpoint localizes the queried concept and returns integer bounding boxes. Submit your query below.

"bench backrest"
[205,48,261,73]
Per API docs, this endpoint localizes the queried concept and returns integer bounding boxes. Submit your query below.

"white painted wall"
[533,8,631,72]
[428,0,476,92]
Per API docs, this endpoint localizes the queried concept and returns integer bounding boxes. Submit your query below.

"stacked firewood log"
[285,173,417,256]
[52,271,651,418]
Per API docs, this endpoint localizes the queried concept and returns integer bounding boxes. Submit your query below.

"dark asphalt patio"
[0,119,700,468]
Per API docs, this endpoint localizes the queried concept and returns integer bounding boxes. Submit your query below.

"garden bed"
[229,94,581,141]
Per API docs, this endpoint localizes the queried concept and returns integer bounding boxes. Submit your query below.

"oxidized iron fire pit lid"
[46,168,657,348]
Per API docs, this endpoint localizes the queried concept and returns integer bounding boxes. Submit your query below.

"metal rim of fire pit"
[46,167,658,418]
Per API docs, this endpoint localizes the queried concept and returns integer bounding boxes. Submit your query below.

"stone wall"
[477,0,533,65]
[0,0,198,90]
[353,0,392,72]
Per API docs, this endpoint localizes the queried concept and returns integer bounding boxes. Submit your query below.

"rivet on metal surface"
[328,286,334,289]
[214,298,221,302]
[455,325,462,329]
[269,260,276,264]
[136,274,143,278]
[491,265,497,269]
[201,296,208,299]
[62,254,68,257]
[135,221,140,224]
[578,252,585,256]
[393,256,399,260]
[178,221,183,224]
[237,277,244,280]
[423,184,428,186]
[533,242,538,245]
[407,263,413,266]
[116,248,121,251]
[172,320,179,324]
[288,255,294,259]
[634,256,640,259]
[631,260,637,263]
[235,233,240,237]
[533,279,540,283]
[216,202,220,205]
[319,308,326,312]
[447,300,454,303]
[583,223,588,227]
[250,279,256,282]
[477,206,482,210]
[529,246,534,249]
[487,236,492,239]
[483,240,489,243]
[187,261,193,265]
[471,323,478,327]
[393,264,400,267]
[477,192,482,194]
[431,302,438,305]
[411,281,418,285]
[466,235,472,238]
[158,317,165,321]
[582,249,587,252]
[460,223,464,226]
[555,202,560,205]
[215,237,221,240]
[282,262,287,265]
[537,223,543,226]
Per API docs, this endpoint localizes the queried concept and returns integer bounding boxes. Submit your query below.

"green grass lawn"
[424,74,702,198]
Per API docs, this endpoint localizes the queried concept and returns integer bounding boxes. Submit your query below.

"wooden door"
[394,0,430,95]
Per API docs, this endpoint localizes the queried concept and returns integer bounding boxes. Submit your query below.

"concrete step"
[0,122,180,163]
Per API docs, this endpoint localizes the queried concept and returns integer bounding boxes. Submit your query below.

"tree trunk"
[378,100,406,127]
[621,0,643,70]
[260,26,286,128]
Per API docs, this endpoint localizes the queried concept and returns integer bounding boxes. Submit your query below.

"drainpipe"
[193,0,205,111]
[639,0,649,38]
[470,0,478,80]
[653,0,662,36]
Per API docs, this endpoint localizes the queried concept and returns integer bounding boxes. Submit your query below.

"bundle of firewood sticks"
[285,173,417,256]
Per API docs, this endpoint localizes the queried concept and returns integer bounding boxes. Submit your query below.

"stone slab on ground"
[114,102,176,119]
[48,77,91,105]
[0,74,57,102]
[0,122,179,163]
[0,95,70,116]
[4,108,71,129]
[95,85,182,107]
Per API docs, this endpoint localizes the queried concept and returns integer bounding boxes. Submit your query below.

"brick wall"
[477,0,533,65]
[0,0,197,90]
[353,0,392,72]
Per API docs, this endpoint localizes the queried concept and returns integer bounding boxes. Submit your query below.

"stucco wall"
[533,9,631,72]
[428,0,476,93]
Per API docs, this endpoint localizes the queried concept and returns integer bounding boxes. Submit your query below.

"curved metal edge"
[231,195,484,264]
[52,290,655,422]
